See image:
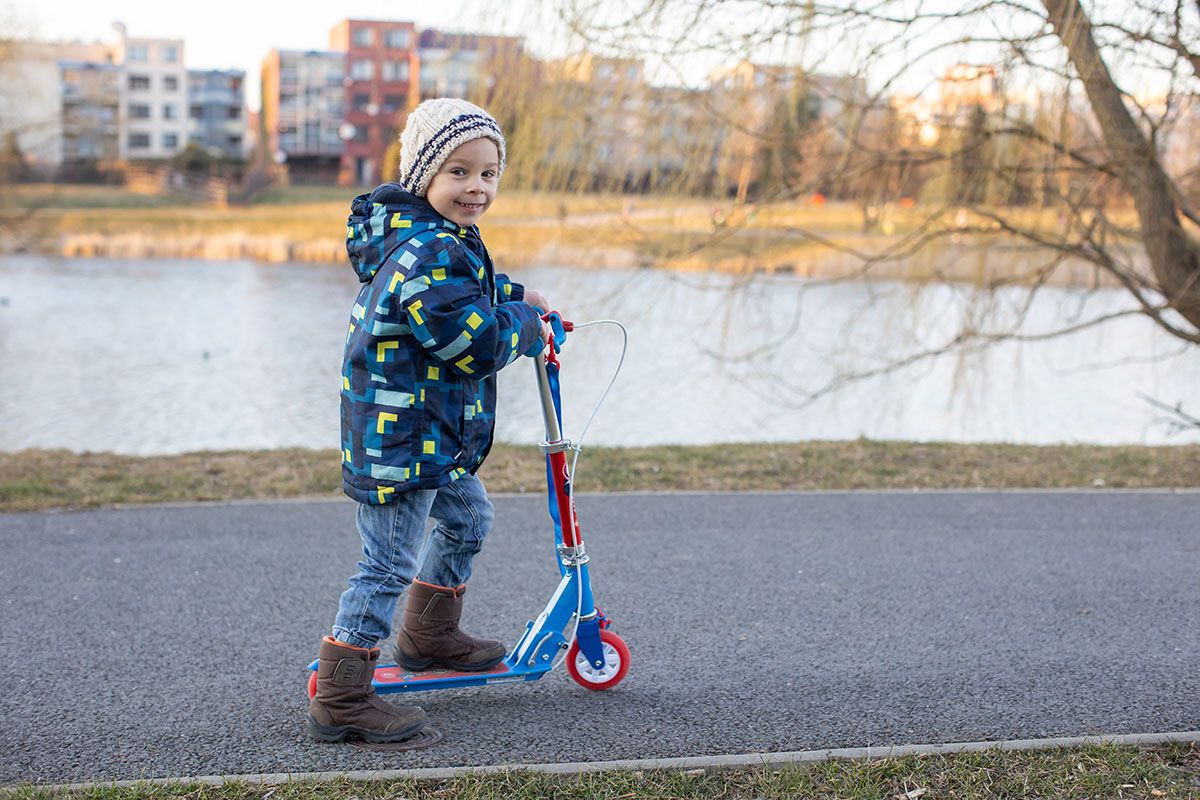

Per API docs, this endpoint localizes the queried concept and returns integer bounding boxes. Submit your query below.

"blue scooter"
[308,312,630,698]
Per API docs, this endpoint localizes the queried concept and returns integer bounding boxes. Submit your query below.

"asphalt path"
[1,490,1196,785]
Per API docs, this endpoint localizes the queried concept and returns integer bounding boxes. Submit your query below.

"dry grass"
[6,743,1199,798]
[2,440,1198,513]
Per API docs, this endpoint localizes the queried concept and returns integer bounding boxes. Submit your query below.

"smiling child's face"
[425,138,501,227]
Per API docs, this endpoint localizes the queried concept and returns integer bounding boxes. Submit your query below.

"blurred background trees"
[539,0,1199,350]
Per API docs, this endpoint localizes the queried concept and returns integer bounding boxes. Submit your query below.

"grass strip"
[5,743,1198,798]
[2,441,1198,513]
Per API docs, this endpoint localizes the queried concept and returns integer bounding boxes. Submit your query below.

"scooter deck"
[307,659,554,693]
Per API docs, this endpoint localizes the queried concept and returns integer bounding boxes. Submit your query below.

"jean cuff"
[331,627,377,650]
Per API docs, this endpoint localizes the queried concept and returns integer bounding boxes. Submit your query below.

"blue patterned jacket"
[340,183,542,504]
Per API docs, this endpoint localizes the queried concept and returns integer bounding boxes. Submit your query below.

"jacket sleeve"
[400,234,542,378]
[494,272,525,304]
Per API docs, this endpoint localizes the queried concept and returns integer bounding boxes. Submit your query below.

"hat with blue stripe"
[398,98,507,197]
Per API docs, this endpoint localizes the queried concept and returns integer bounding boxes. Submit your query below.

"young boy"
[307,99,551,743]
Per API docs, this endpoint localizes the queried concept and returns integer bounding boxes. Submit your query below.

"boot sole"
[396,651,506,673]
[306,714,425,743]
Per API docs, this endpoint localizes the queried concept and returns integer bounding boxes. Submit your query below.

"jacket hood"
[345,182,481,283]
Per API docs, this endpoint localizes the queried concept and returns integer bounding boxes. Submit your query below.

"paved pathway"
[2,491,1196,785]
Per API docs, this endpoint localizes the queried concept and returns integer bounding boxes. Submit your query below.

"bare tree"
[552,0,1200,366]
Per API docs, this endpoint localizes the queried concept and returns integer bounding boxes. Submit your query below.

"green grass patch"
[5,742,1198,798]
[2,440,1198,513]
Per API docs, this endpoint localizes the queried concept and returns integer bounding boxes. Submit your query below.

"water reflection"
[0,255,1195,455]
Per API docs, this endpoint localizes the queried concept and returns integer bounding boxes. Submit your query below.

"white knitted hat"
[398,98,507,197]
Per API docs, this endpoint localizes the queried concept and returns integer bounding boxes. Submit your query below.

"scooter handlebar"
[529,308,572,355]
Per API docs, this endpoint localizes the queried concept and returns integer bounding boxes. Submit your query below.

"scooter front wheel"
[307,669,318,699]
[567,629,630,691]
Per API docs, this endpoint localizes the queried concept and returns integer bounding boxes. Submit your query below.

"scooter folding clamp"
[556,543,590,567]
[538,438,574,455]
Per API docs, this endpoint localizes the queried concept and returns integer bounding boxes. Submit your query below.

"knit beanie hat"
[398,98,507,197]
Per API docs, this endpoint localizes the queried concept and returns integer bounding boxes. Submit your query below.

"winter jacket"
[340,183,543,504]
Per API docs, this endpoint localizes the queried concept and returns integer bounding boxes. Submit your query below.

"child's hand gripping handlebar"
[544,311,572,353]
[526,308,573,359]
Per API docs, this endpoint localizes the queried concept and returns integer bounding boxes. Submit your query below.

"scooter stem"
[534,351,562,444]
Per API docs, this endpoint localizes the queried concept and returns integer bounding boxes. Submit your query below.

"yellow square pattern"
[423,440,436,454]
[427,366,440,381]
[465,311,483,329]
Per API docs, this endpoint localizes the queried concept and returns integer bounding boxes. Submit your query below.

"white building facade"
[114,24,188,159]
[187,69,248,159]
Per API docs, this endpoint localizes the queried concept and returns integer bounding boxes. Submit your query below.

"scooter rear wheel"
[566,629,630,691]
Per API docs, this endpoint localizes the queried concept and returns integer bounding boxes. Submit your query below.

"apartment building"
[417,30,523,100]
[328,19,419,185]
[541,54,648,189]
[114,24,188,159]
[260,49,346,182]
[187,69,247,159]
[60,60,122,168]
[0,40,116,173]
[637,84,723,193]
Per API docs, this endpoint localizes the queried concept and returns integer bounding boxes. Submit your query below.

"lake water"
[1,255,1197,454]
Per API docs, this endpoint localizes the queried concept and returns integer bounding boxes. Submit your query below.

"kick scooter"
[308,311,630,696]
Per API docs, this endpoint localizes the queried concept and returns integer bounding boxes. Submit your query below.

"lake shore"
[3,185,1132,286]
[3,440,1197,513]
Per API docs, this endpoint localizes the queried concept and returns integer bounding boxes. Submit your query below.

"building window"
[164,76,178,91]
[128,44,148,62]
[386,29,410,49]
[163,104,177,120]
[163,133,178,148]
[382,94,404,113]
[353,93,370,111]
[350,59,373,80]
[129,74,150,90]
[226,106,241,119]
[130,104,151,119]
[163,45,178,62]
[228,135,242,148]
[190,104,203,119]
[381,61,409,82]
[352,28,373,47]
[128,132,150,148]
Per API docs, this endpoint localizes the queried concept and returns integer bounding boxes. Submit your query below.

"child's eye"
[451,168,467,176]
[483,171,496,179]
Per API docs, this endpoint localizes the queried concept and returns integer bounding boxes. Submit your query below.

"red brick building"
[329,19,420,185]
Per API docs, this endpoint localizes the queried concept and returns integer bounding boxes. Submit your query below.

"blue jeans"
[331,473,494,649]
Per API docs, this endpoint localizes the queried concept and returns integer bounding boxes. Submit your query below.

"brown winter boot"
[395,580,506,671]
[307,637,426,743]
